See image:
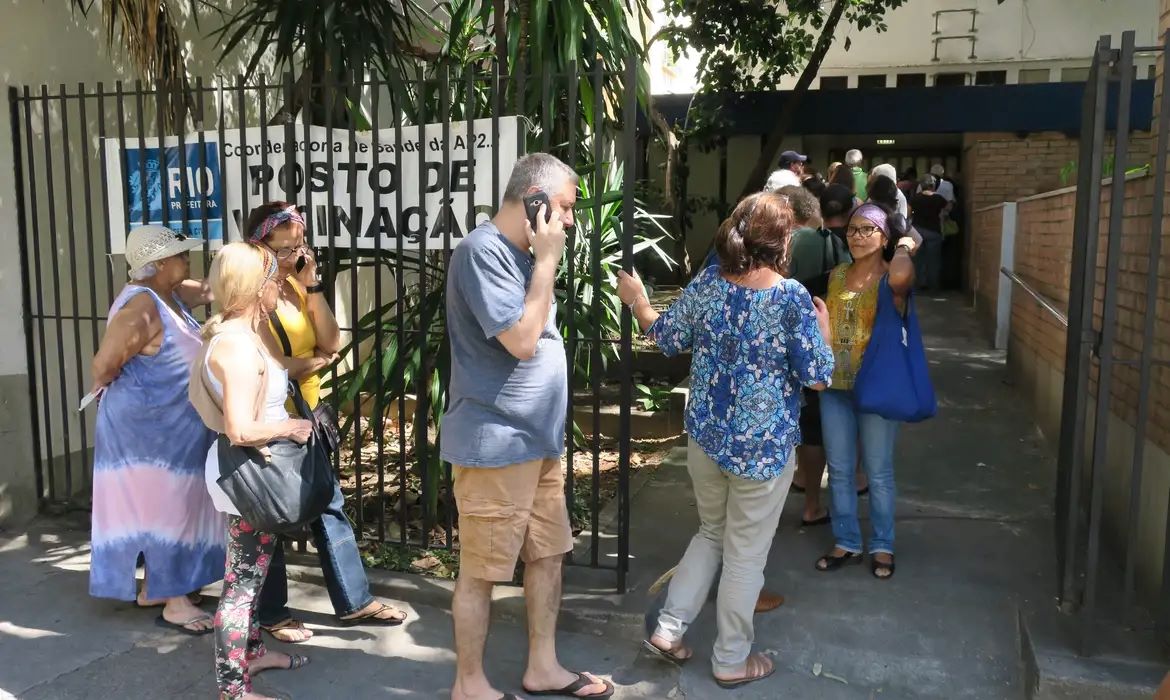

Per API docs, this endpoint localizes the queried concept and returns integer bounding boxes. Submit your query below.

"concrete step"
[1019,606,1166,699]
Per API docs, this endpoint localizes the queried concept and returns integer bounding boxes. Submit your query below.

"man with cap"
[764,150,808,191]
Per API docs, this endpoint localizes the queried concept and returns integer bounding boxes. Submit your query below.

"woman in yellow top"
[814,203,917,581]
[246,201,408,643]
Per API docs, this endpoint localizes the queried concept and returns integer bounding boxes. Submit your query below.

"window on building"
[1061,67,1091,82]
[1018,68,1050,84]
[820,76,848,90]
[975,70,1007,86]
[934,72,968,87]
[896,73,927,88]
[858,74,888,89]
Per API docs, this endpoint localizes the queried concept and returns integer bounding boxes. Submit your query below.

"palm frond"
[70,0,198,132]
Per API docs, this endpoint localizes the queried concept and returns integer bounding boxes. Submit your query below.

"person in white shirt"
[869,163,908,218]
[929,164,956,203]
[764,150,807,192]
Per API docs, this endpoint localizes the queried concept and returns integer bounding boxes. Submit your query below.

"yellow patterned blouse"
[826,264,880,390]
[269,280,321,411]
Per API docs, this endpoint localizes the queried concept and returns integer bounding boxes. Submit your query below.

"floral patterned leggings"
[215,516,278,699]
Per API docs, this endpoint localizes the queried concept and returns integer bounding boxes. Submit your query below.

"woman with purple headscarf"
[241,202,408,644]
[814,203,917,581]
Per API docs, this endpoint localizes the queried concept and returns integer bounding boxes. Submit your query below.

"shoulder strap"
[270,312,294,357]
[822,229,837,271]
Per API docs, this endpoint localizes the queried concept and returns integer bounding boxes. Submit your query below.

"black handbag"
[269,310,342,453]
[213,372,335,534]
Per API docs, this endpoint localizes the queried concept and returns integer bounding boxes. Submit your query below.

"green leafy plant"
[635,383,673,412]
[1059,155,1149,187]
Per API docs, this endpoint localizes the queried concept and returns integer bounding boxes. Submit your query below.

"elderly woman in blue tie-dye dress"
[88,225,225,634]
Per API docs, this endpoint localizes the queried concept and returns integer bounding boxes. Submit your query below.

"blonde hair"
[202,242,277,340]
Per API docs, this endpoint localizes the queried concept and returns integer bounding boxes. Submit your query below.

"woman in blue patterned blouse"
[617,191,835,689]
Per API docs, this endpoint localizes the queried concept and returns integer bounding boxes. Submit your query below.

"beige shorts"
[453,458,574,582]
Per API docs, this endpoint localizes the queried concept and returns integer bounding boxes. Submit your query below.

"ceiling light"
[876,138,896,146]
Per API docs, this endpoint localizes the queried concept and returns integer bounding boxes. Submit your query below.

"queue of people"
[86,148,934,697]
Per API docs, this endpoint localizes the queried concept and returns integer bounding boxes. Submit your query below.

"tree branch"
[736,0,849,199]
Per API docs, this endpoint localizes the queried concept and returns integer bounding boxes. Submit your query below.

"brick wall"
[963,130,1153,305]
[970,204,1005,341]
[1007,175,1170,598]
[963,132,1154,218]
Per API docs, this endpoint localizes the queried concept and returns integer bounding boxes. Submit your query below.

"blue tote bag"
[852,277,937,423]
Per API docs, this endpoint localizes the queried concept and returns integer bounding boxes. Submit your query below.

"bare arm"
[496,205,566,362]
[629,296,660,333]
[888,246,916,298]
[260,321,335,381]
[289,250,341,354]
[91,294,159,387]
[209,334,309,446]
[303,290,341,355]
[496,258,558,361]
[175,278,213,308]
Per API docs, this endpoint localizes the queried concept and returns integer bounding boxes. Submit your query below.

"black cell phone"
[523,191,552,231]
[295,254,307,273]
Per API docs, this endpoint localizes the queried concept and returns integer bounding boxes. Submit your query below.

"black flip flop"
[338,602,407,627]
[871,555,896,580]
[523,672,615,698]
[641,639,692,666]
[155,613,213,636]
[815,550,863,572]
[800,513,831,527]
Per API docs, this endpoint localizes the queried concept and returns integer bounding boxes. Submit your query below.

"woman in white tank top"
[195,243,314,700]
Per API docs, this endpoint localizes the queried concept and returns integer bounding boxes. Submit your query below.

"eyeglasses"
[845,224,882,239]
[265,243,301,260]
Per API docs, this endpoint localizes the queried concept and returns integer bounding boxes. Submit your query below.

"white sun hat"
[124,225,203,277]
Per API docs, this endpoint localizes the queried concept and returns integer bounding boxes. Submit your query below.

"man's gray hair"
[844,149,863,167]
[503,153,578,202]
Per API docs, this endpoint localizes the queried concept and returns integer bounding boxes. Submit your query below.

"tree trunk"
[648,104,691,281]
[515,0,530,114]
[493,0,508,70]
[736,0,850,199]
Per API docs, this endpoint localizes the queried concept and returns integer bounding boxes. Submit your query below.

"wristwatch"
[306,282,325,294]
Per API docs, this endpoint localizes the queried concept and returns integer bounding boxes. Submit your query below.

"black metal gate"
[1056,30,1170,649]
[7,59,641,591]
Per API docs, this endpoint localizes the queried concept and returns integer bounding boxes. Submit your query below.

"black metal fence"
[1056,30,1170,650]
[8,58,641,591]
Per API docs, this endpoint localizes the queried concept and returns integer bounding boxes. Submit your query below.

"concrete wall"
[647,0,1159,95]
[0,0,269,525]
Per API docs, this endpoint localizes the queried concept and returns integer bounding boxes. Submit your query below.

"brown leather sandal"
[714,653,775,689]
[261,617,314,643]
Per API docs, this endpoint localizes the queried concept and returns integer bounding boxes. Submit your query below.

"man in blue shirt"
[442,153,613,700]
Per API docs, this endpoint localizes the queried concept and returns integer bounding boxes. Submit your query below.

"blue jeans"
[257,479,374,625]
[819,389,900,555]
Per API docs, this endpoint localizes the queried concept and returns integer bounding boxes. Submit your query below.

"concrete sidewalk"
[611,294,1161,699]
[0,520,677,699]
[3,295,1165,699]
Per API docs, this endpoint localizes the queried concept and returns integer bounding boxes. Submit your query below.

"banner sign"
[105,117,520,253]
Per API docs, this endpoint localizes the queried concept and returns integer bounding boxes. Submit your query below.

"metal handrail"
[1001,267,1069,327]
